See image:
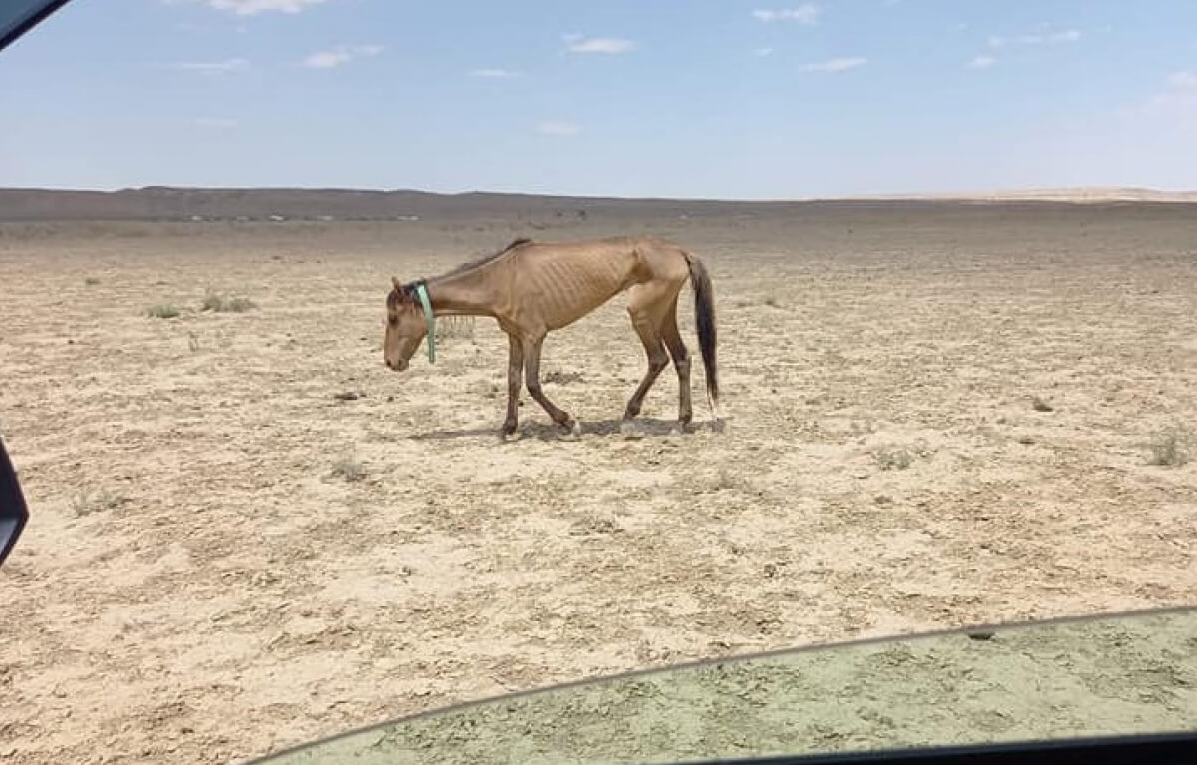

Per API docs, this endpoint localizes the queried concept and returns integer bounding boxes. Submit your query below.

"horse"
[383,235,719,437]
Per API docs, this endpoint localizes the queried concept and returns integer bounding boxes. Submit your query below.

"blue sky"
[2,0,1196,199]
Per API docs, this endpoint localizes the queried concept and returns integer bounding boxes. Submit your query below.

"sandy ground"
[1,204,1196,764]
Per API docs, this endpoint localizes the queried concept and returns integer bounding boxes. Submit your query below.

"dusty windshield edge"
[245,605,1197,764]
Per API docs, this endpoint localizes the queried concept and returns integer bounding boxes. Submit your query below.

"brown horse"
[383,235,720,437]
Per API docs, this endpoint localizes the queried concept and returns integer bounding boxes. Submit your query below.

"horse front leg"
[524,335,580,435]
[502,333,524,437]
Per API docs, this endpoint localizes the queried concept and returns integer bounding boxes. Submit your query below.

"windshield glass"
[252,607,1197,764]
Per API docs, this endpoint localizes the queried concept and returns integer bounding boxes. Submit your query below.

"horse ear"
[391,276,403,292]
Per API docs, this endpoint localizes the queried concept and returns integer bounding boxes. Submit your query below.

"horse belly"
[536,256,636,330]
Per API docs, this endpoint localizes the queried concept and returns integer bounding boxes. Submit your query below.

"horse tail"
[682,250,719,418]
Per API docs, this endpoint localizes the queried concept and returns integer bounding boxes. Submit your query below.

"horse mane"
[441,237,532,278]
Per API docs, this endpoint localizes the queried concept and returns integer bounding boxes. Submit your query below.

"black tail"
[683,251,719,414]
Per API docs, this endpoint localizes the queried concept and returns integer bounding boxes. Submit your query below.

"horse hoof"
[501,429,522,443]
[558,419,582,440]
[620,420,643,439]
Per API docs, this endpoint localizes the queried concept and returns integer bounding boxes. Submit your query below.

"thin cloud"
[753,5,820,23]
[968,55,996,70]
[302,44,383,69]
[1168,71,1197,89]
[470,68,520,78]
[988,28,1080,48]
[754,47,775,57]
[304,51,350,68]
[800,56,867,73]
[196,0,330,14]
[565,36,635,54]
[171,57,249,74]
[1122,70,1197,120]
[536,121,580,136]
[1115,70,1197,127]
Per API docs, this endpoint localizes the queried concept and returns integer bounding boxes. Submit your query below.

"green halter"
[414,282,436,364]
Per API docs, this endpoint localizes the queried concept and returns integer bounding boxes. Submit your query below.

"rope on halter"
[414,282,436,364]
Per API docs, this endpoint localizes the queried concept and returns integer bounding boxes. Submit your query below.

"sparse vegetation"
[329,453,367,482]
[436,315,475,341]
[870,440,933,471]
[146,303,181,319]
[187,331,202,352]
[1031,395,1054,412]
[544,370,584,385]
[201,288,257,313]
[1147,425,1192,467]
[84,276,101,286]
[850,419,878,436]
[71,488,125,517]
[570,513,622,536]
[872,446,914,471]
[705,467,747,493]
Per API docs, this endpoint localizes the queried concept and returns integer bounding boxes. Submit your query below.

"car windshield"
[250,607,1197,764]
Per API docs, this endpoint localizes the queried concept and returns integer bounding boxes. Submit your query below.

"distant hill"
[1,186,1194,222]
[0,186,770,222]
[848,187,1197,203]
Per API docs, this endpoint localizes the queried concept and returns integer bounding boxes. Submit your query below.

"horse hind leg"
[622,292,671,427]
[660,296,693,430]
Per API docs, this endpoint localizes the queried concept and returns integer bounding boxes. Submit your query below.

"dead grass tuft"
[436,315,475,342]
[1031,395,1054,412]
[146,303,181,319]
[71,488,126,517]
[201,288,256,313]
[329,453,367,482]
[870,440,933,471]
[1147,425,1192,467]
[544,370,585,385]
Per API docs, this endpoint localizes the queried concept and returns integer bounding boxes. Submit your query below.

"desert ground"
[1,200,1196,764]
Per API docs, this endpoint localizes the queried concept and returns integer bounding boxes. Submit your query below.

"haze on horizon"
[2,0,1196,201]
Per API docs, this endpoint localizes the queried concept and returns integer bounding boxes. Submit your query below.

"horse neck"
[426,263,503,317]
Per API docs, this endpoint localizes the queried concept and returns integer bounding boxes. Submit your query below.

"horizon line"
[4,184,1197,205]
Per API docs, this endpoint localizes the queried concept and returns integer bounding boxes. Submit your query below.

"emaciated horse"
[384,236,719,437]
